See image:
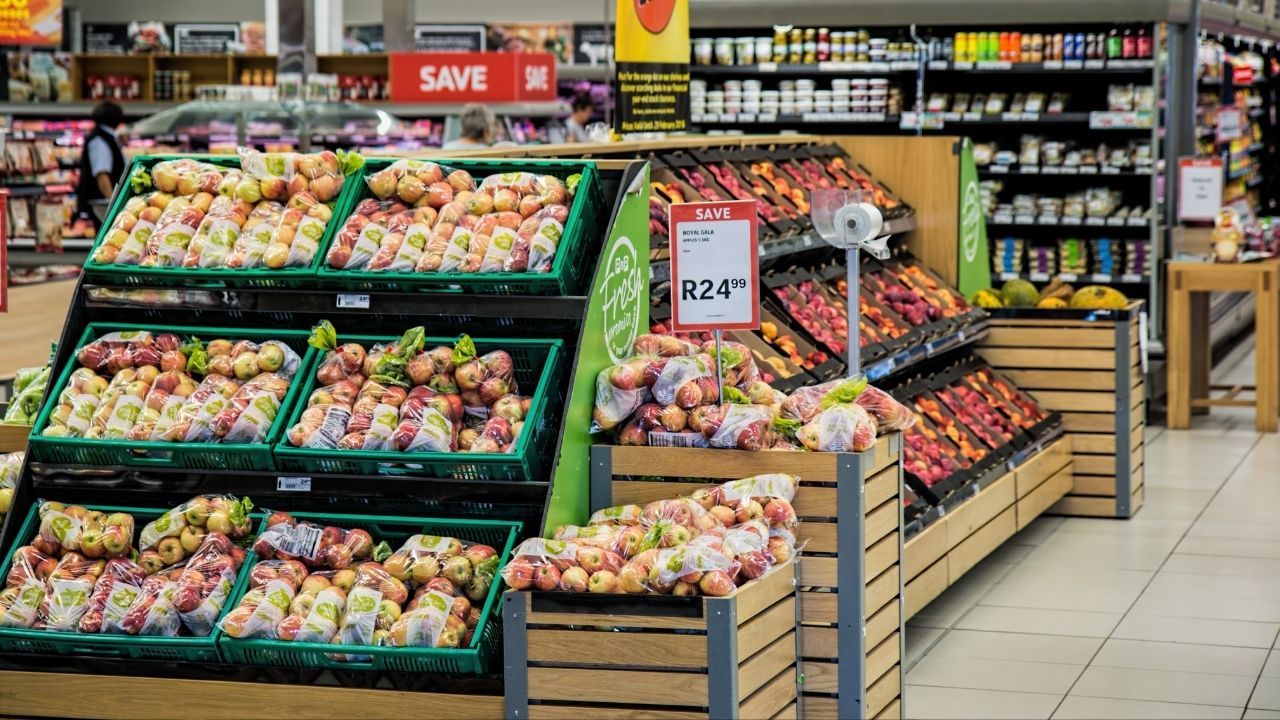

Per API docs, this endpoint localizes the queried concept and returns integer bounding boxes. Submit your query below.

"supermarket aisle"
[904,340,1280,719]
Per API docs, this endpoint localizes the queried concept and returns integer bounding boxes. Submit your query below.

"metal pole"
[714,328,725,399]
[848,248,860,377]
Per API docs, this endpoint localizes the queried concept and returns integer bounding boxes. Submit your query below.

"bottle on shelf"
[1106,29,1122,59]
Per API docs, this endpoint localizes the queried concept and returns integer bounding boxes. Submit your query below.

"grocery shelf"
[986,214,1151,228]
[691,60,919,76]
[691,111,899,125]
[979,164,1153,177]
[925,58,1154,72]
[0,102,173,116]
[556,63,610,81]
[994,271,1151,284]
[7,237,94,250]
[0,100,569,118]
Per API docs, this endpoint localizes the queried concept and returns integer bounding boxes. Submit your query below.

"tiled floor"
[905,341,1280,719]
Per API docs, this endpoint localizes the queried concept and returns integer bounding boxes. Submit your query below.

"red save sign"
[389,52,557,103]
[668,200,759,332]
[1233,64,1255,86]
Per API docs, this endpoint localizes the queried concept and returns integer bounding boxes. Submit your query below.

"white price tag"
[336,293,370,309]
[277,476,312,492]
[668,201,760,332]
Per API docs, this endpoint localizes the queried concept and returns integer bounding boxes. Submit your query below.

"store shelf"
[994,271,1150,284]
[0,100,569,119]
[925,58,1154,72]
[0,102,172,116]
[902,111,1154,130]
[864,320,989,382]
[979,164,1153,177]
[692,60,919,76]
[987,214,1151,228]
[557,63,610,81]
[692,111,898,125]
[8,237,94,250]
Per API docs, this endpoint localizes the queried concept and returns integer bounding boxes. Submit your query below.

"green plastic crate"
[316,158,604,295]
[27,323,317,471]
[217,510,521,673]
[273,335,563,480]
[0,500,252,662]
[81,153,364,289]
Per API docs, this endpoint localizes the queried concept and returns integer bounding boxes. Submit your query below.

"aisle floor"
[904,341,1280,719]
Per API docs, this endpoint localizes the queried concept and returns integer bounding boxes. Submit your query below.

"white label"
[668,201,760,332]
[337,293,370,309]
[1217,107,1244,141]
[277,476,312,492]
[1178,157,1225,221]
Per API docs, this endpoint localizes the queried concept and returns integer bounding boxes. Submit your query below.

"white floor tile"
[1187,519,1280,542]
[904,685,1061,719]
[1246,710,1280,719]
[1071,665,1256,706]
[1253,678,1280,711]
[1264,650,1280,678]
[905,626,945,669]
[1008,516,1064,547]
[925,630,1102,665]
[956,605,1123,638]
[1147,571,1280,601]
[1137,488,1217,520]
[1162,553,1280,578]
[1091,638,1267,676]
[1113,613,1278,648]
[1129,591,1280,624]
[1054,695,1242,720]
[1177,536,1280,560]
[907,655,1084,694]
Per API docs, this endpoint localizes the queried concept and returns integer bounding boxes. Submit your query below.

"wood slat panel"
[904,558,947,620]
[1014,436,1072,498]
[949,507,1017,581]
[739,597,797,660]
[866,632,901,684]
[977,347,1116,369]
[866,497,900,548]
[946,472,1015,548]
[530,707,705,720]
[866,599,901,650]
[1069,475,1118,497]
[866,665,902,718]
[875,698,903,720]
[798,659,839,693]
[1017,466,1074,530]
[608,445,839,480]
[772,701,798,720]
[1061,412,1116,433]
[1071,434,1115,454]
[799,590,836,624]
[800,556,838,588]
[866,532,900,581]
[528,668,708,706]
[1133,484,1144,511]
[1073,455,1115,476]
[738,632,797,701]
[797,520,837,553]
[1031,390,1118,412]
[801,626,838,658]
[904,516,949,580]
[738,664,798,720]
[1049,495,1121,517]
[799,696,839,720]
[0,670,504,720]
[866,564,901,618]
[1000,369,1115,390]
[982,326,1116,348]
[527,629,706,667]
[736,559,799,624]
[865,465,901,511]
[791,485,840,519]
[527,608,706,631]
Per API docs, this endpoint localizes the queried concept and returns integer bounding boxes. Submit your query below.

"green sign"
[543,162,650,534]
[956,138,991,298]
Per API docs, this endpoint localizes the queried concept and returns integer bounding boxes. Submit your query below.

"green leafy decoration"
[451,334,477,366]
[308,320,338,352]
[819,377,868,410]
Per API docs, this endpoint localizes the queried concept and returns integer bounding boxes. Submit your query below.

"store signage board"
[573,24,612,65]
[413,25,485,52]
[1217,106,1244,142]
[84,23,129,53]
[668,200,759,332]
[389,52,557,103]
[614,0,690,133]
[0,0,60,45]
[1177,157,1224,222]
[173,23,240,54]
[1233,65,1255,86]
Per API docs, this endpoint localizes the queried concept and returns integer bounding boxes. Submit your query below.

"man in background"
[73,100,125,232]
[442,104,496,151]
[564,92,596,143]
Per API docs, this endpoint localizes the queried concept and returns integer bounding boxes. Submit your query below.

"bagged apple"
[159,374,241,443]
[127,368,200,441]
[307,320,369,386]
[450,335,518,407]
[0,452,19,523]
[42,368,109,438]
[692,473,799,533]
[142,192,213,267]
[382,534,499,603]
[466,416,517,454]
[74,330,172,374]
[223,200,285,269]
[0,577,45,628]
[390,407,457,453]
[387,590,466,648]
[112,194,168,265]
[590,361,652,433]
[698,399,777,451]
[797,402,878,452]
[501,538,588,592]
[77,557,147,633]
[181,194,253,268]
[855,384,915,432]
[171,533,246,636]
[647,542,739,595]
[36,554,102,631]
[119,572,183,636]
[286,584,348,643]
[366,159,467,206]
[93,194,151,265]
[209,372,291,443]
[5,546,55,590]
[653,354,718,409]
[504,203,570,273]
[252,512,389,571]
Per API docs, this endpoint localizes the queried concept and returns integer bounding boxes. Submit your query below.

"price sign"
[1217,106,1244,142]
[1177,157,1224,221]
[668,200,759,332]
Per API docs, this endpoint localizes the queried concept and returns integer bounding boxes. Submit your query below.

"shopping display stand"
[0,156,653,716]
[582,436,905,720]
[903,434,1073,618]
[976,302,1145,517]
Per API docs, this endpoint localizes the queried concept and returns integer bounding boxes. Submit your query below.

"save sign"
[389,52,557,103]
[668,200,759,332]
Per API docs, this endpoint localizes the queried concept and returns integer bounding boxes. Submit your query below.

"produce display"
[325,160,579,275]
[221,512,497,651]
[3,365,50,425]
[39,329,302,445]
[506,473,799,596]
[91,150,362,270]
[137,495,254,572]
[285,323,532,455]
[1,499,247,637]
[0,452,20,525]
[973,277,1129,310]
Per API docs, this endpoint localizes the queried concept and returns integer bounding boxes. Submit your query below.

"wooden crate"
[978,303,1145,518]
[0,423,30,452]
[903,435,1073,620]
[584,435,904,719]
[503,559,799,719]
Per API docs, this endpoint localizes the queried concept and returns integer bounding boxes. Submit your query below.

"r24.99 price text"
[681,278,749,300]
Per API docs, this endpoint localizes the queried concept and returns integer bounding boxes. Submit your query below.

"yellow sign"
[613,0,690,134]
[0,0,61,46]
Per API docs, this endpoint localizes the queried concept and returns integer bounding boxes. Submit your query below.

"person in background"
[442,104,496,151]
[565,92,596,143]
[73,100,125,232]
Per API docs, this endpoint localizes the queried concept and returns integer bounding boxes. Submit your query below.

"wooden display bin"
[977,303,1145,518]
[582,435,904,720]
[904,435,1073,618]
[503,559,799,719]
[0,423,30,452]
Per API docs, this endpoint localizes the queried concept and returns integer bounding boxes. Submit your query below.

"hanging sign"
[1217,106,1244,142]
[389,52,556,103]
[1177,157,1224,222]
[614,0,690,133]
[668,200,759,332]
[0,0,61,46]
[173,23,240,54]
[413,25,485,52]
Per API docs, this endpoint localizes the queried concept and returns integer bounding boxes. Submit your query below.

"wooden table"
[1166,260,1280,432]
[0,279,75,380]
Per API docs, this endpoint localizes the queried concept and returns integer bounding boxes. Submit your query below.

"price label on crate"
[336,293,370,309]
[668,200,759,332]
[277,476,312,492]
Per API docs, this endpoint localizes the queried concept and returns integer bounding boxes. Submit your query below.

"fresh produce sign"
[668,200,759,332]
